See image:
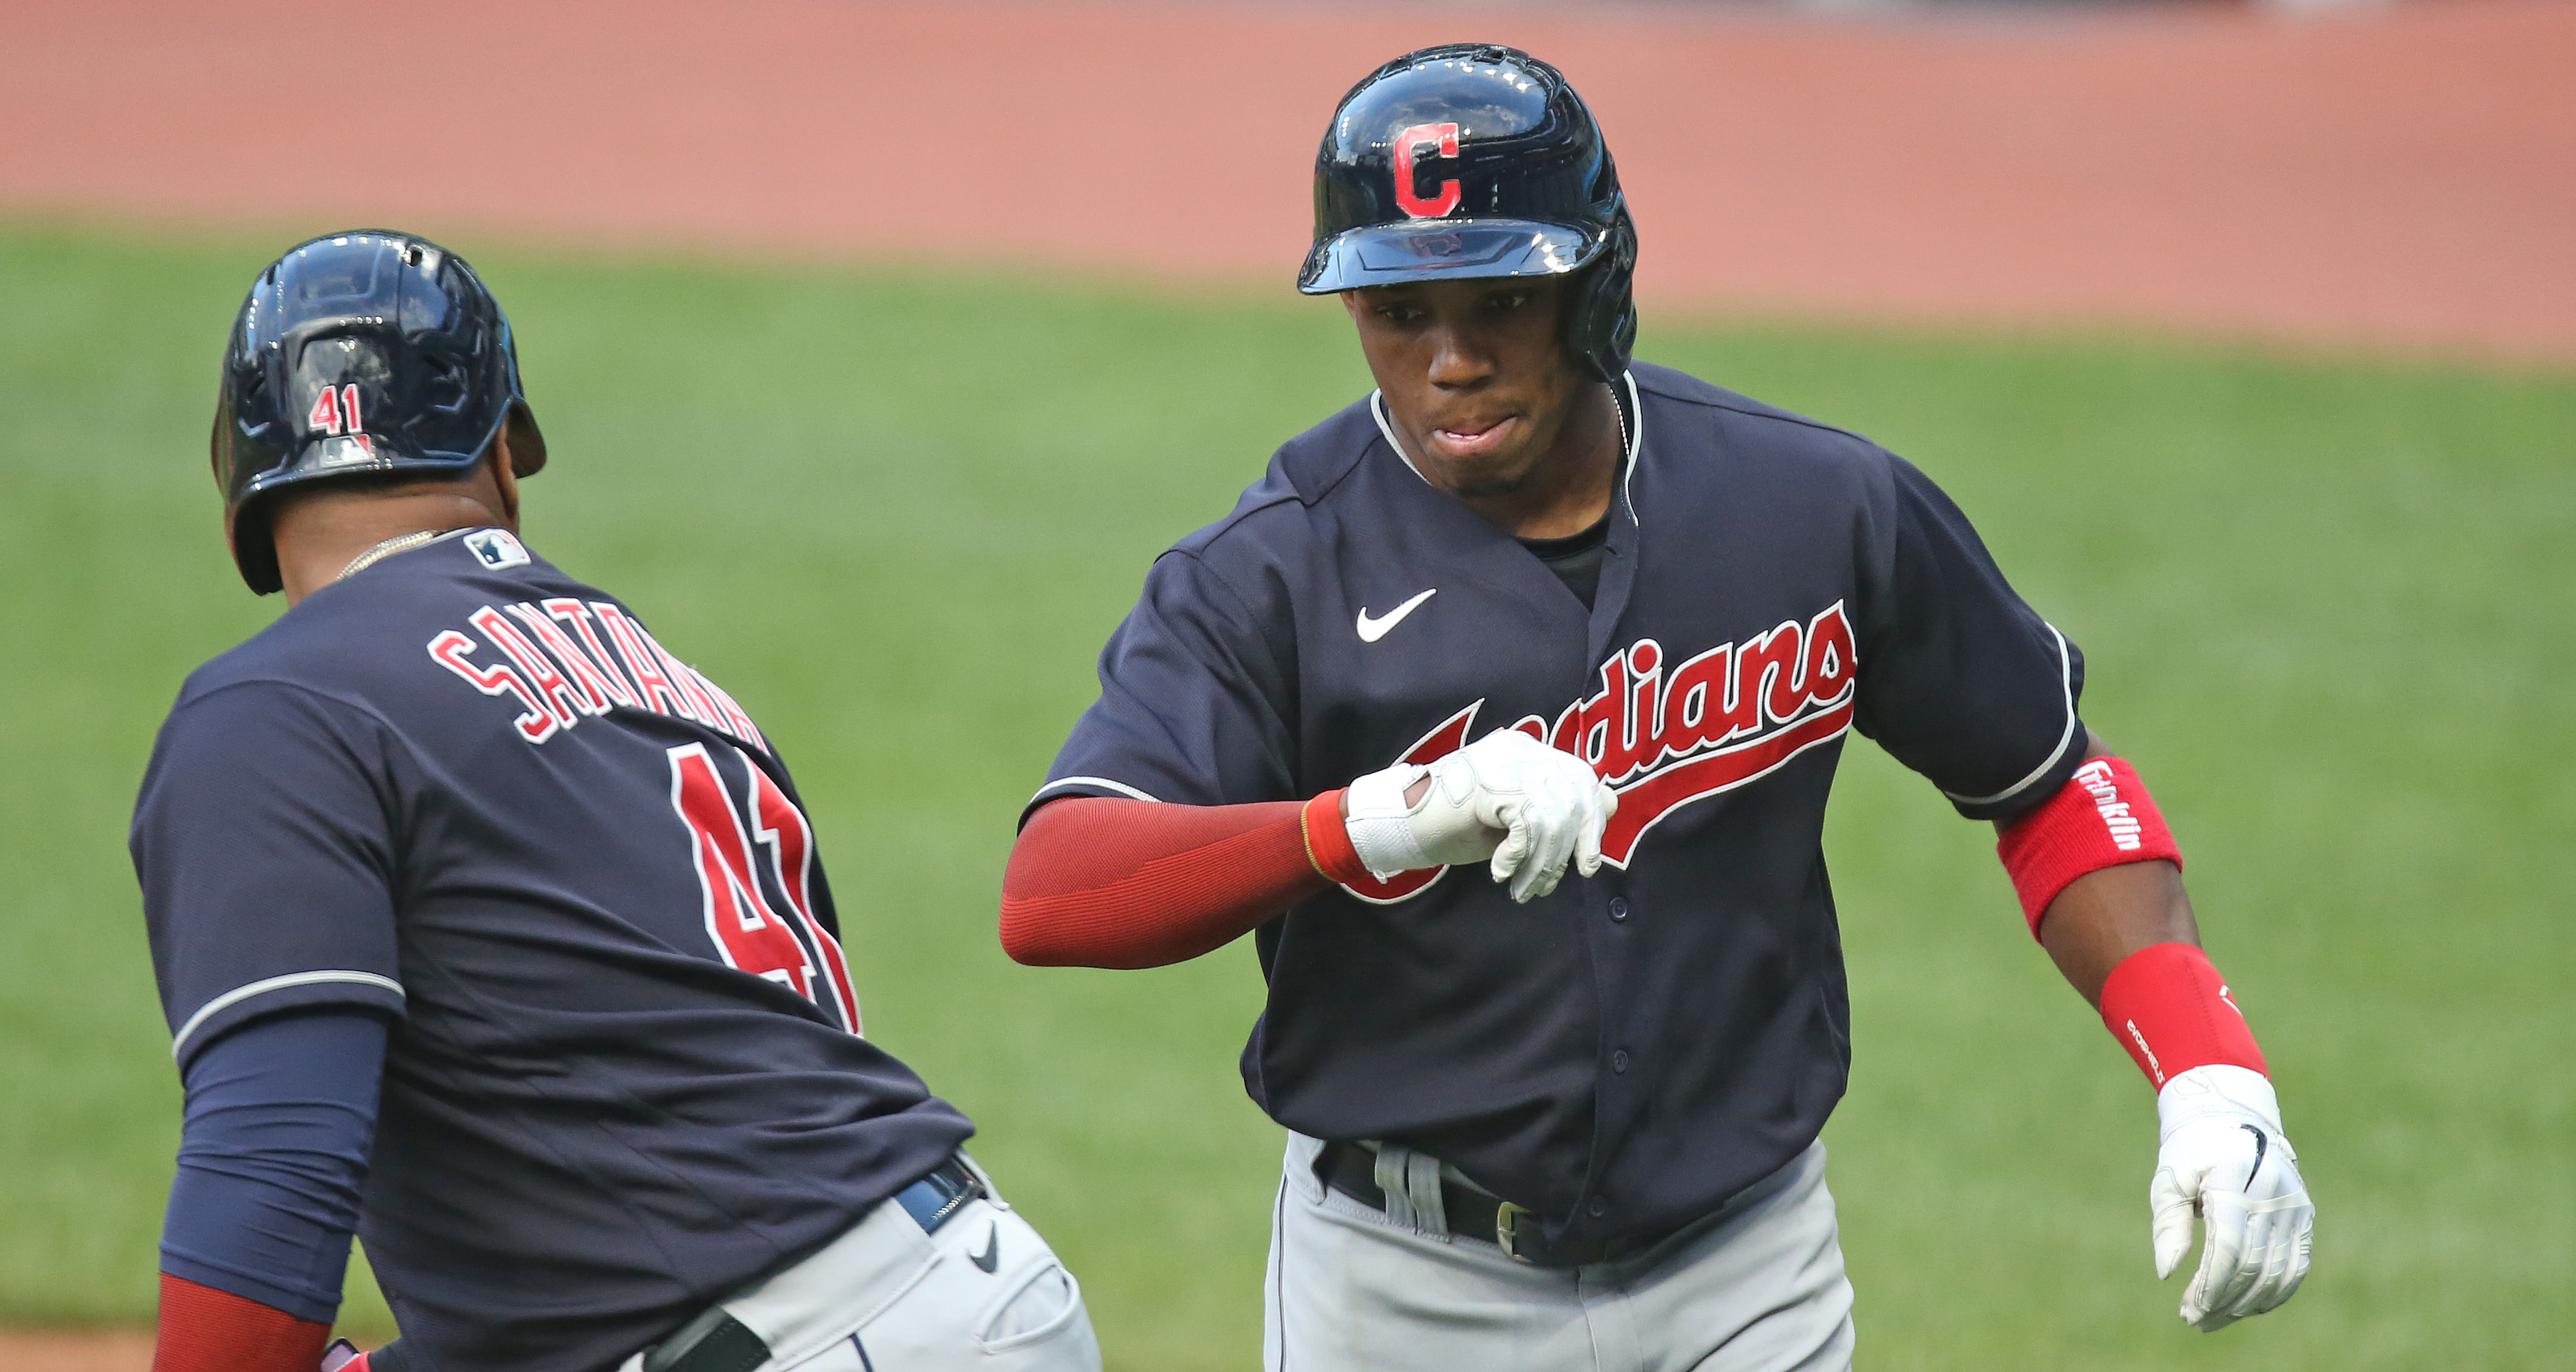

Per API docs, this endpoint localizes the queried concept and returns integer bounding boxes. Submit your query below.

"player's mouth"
[1426,414,1519,460]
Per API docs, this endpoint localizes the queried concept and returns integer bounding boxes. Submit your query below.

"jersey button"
[1612,1049,1630,1074]
[1588,1196,1608,1217]
[1608,897,1630,921]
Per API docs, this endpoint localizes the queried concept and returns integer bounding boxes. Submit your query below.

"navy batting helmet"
[1297,44,1638,383]
[212,230,545,594]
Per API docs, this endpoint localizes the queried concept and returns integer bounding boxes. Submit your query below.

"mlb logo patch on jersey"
[465,529,531,570]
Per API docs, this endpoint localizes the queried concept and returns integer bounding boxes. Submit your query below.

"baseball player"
[136,231,1101,1372]
[1000,45,2314,1369]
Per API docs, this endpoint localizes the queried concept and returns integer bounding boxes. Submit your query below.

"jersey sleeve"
[132,681,408,1069]
[1027,548,1299,819]
[1851,455,2088,821]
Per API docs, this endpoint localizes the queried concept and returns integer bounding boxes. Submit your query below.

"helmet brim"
[1297,219,1605,294]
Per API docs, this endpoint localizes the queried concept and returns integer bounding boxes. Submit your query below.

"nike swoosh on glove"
[2150,1064,2315,1331]
[1342,729,1617,902]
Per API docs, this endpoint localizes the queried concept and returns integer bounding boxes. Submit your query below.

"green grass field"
[1,223,2567,1370]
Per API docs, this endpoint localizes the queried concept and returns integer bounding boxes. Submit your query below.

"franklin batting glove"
[2149,1065,2315,1331]
[1343,729,1617,903]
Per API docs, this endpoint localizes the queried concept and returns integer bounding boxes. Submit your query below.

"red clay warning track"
[6,0,2569,360]
[0,1331,154,1372]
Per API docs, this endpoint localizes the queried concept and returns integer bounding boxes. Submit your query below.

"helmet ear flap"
[503,400,548,477]
[1566,205,1639,384]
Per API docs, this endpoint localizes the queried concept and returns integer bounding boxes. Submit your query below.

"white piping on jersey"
[1367,369,1646,504]
[1617,370,1644,524]
[1941,624,2079,808]
[1367,391,1432,485]
[1029,776,1163,806]
[170,970,406,1061]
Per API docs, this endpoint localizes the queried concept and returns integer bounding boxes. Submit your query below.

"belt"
[1317,1140,1669,1269]
[643,1155,986,1372]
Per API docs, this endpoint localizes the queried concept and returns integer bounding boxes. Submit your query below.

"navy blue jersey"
[133,528,970,1372]
[1034,364,2087,1245]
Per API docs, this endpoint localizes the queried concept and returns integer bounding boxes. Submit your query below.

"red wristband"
[1301,790,1370,887]
[2097,942,2268,1088]
[154,1273,330,1372]
[1996,756,2181,937]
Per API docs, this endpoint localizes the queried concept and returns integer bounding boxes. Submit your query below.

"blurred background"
[1,1,2567,1369]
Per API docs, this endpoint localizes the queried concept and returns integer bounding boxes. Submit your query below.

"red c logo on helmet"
[1392,122,1463,219]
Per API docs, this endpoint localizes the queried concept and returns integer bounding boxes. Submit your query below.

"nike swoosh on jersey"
[1357,588,1438,643]
[971,1222,1001,1273]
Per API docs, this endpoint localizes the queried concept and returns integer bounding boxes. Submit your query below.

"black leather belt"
[1317,1140,1669,1269]
[642,1156,986,1372]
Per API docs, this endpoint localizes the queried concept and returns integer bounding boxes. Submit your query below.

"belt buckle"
[1494,1200,1536,1264]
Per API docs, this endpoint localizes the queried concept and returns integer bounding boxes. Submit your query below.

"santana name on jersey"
[427,598,767,752]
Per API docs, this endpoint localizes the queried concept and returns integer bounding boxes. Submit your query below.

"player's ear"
[484,429,523,528]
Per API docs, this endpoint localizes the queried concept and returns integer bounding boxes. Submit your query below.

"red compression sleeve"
[155,1273,331,1372]
[1996,756,2182,937]
[2097,942,2269,1087]
[1001,794,1354,969]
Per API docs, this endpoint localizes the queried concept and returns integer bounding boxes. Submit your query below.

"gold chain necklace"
[334,529,447,583]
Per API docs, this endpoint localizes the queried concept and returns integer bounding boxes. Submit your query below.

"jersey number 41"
[667,743,864,1035]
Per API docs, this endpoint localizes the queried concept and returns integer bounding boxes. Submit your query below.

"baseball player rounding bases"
[1000,46,2314,1371]
[138,232,1102,1372]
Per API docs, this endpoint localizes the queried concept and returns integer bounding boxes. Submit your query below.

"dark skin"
[1342,277,1623,538]
[265,425,530,607]
[2024,733,2199,1007]
[1346,277,2195,1008]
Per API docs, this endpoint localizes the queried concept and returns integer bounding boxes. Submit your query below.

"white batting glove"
[1342,729,1617,902]
[2150,1064,2315,1331]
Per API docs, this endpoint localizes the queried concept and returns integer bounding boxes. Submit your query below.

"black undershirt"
[1519,514,1612,610]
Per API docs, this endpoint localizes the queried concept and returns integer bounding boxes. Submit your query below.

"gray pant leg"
[1621,1143,1855,1372]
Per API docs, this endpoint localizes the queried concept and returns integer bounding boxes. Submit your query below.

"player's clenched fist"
[2149,1065,2315,1331]
[1341,729,1617,903]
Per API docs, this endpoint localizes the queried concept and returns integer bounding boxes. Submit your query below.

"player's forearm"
[1994,730,2196,1007]
[2036,856,2199,1009]
[1993,731,2264,1081]
[1000,796,1335,969]
[1005,738,1616,968]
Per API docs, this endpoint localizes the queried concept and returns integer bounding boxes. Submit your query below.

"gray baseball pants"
[1263,1133,1855,1372]
[615,1157,1101,1372]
